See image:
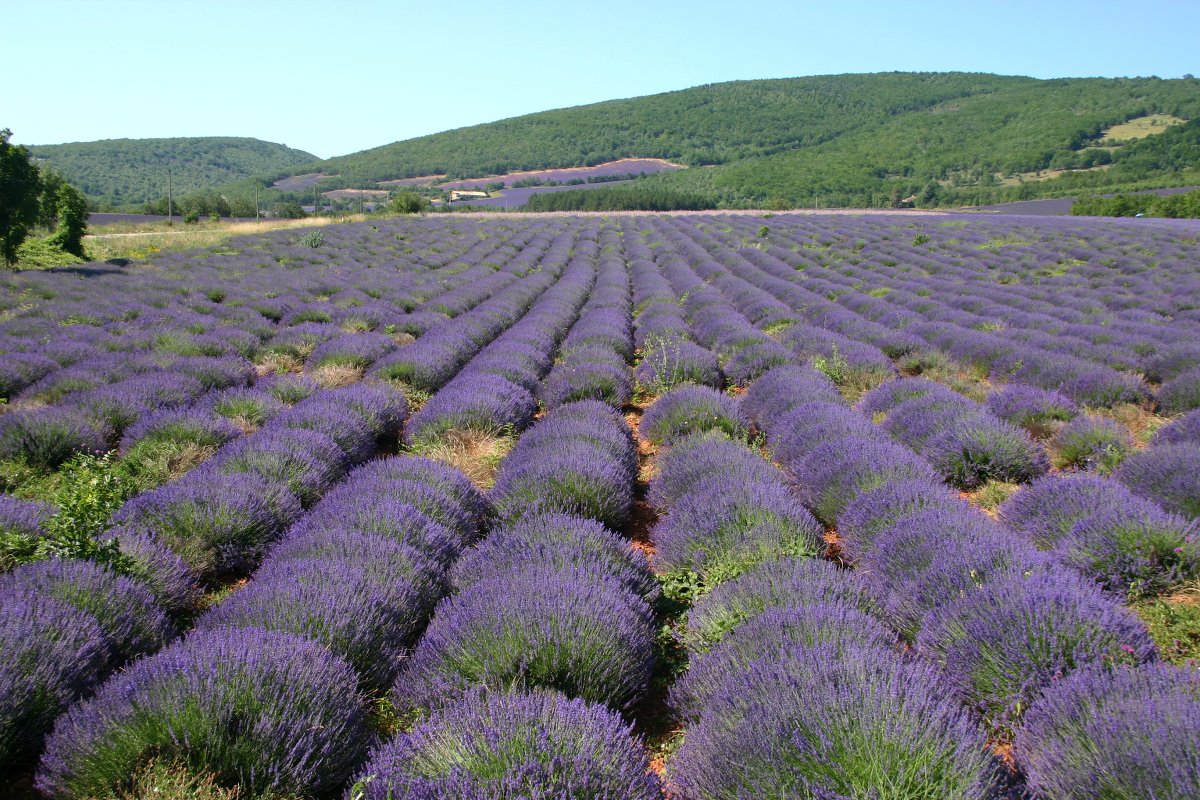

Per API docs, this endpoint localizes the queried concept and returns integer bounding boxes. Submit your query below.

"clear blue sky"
[4,0,1197,159]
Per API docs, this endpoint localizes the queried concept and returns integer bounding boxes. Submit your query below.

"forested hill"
[273,72,1200,207]
[28,137,317,209]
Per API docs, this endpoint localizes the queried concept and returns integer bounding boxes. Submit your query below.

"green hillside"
[29,137,317,209]
[271,72,1200,208]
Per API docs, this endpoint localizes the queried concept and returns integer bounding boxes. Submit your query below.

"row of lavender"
[0,218,582,476]
[356,239,663,797]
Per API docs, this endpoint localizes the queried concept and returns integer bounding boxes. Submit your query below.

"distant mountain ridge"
[32,73,1200,210]
[28,137,317,209]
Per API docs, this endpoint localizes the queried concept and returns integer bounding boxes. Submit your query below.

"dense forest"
[1071,187,1200,217]
[269,72,1200,208]
[28,137,317,210]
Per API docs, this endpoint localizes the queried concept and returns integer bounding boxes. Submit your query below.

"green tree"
[388,190,429,214]
[0,128,43,265]
[47,182,89,257]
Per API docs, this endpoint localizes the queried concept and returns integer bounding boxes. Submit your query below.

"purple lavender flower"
[541,353,633,410]
[1152,408,1200,446]
[272,399,378,464]
[321,381,409,438]
[197,557,423,691]
[740,365,844,433]
[654,474,824,591]
[451,511,655,599]
[1115,443,1200,518]
[1052,414,1134,472]
[672,603,898,721]
[837,478,968,563]
[767,401,885,469]
[35,628,369,799]
[1059,504,1199,597]
[491,443,634,529]
[405,374,535,445]
[1014,665,1200,800]
[352,688,663,800]
[0,407,110,469]
[170,355,256,390]
[918,569,1157,730]
[684,557,878,654]
[306,331,396,370]
[635,339,722,393]
[860,508,1047,638]
[649,431,779,511]
[669,642,999,800]
[210,428,348,505]
[0,593,109,765]
[395,565,655,713]
[986,383,1078,431]
[858,376,955,416]
[119,406,241,454]
[112,471,300,580]
[100,528,202,614]
[793,435,940,526]
[925,415,1051,489]
[342,456,489,537]
[640,384,747,444]
[0,352,59,398]
[0,559,174,663]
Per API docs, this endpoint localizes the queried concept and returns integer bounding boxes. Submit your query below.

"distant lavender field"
[440,158,683,190]
[447,180,636,208]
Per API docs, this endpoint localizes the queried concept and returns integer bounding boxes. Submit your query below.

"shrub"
[1052,414,1134,472]
[684,557,878,654]
[654,474,824,594]
[112,472,300,580]
[1059,505,1199,597]
[290,496,462,568]
[918,570,1157,730]
[640,385,747,444]
[860,508,1046,638]
[0,494,53,571]
[210,428,346,506]
[197,558,424,692]
[395,566,655,713]
[353,689,662,800]
[273,400,377,464]
[635,338,722,393]
[322,381,408,439]
[985,383,1078,431]
[739,365,844,433]
[36,629,369,799]
[669,642,999,800]
[793,435,940,526]
[450,511,656,599]
[925,416,1050,489]
[857,376,952,416]
[541,356,633,410]
[836,478,967,562]
[0,559,173,663]
[405,375,534,446]
[101,528,202,614]
[337,456,488,539]
[0,593,108,766]
[1152,408,1200,446]
[0,407,109,470]
[998,473,1145,549]
[672,604,898,721]
[767,401,882,468]
[1014,665,1200,800]
[1116,443,1200,518]
[648,431,778,511]
[1158,366,1200,414]
[491,441,633,529]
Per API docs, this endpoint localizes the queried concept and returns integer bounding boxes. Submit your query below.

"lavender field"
[1,212,1198,799]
